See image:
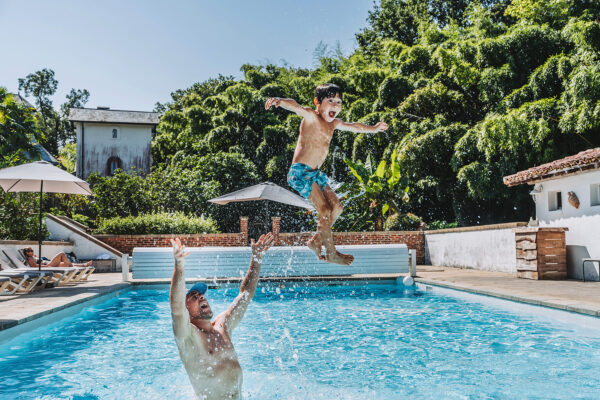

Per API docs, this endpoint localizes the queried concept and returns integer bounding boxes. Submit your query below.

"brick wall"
[95,216,425,263]
[95,233,247,255]
[275,232,425,264]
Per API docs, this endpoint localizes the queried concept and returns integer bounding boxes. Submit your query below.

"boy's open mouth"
[328,111,336,118]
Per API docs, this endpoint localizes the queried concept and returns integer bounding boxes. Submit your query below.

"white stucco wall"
[534,169,600,221]
[75,122,153,179]
[425,227,518,273]
[534,170,600,281]
[46,218,120,260]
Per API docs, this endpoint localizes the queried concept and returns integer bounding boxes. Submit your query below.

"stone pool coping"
[2,268,599,335]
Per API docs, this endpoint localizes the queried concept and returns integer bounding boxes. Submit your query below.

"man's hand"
[251,232,274,262]
[374,121,388,132]
[265,97,281,110]
[170,238,190,267]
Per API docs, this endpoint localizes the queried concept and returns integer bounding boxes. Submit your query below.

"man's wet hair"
[315,83,343,103]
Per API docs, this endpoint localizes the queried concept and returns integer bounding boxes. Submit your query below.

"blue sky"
[0,0,373,111]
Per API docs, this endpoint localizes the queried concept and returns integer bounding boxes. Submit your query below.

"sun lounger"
[0,271,44,294]
[0,259,64,287]
[16,249,95,281]
[3,249,91,284]
[0,275,27,295]
[2,249,75,285]
[0,277,12,295]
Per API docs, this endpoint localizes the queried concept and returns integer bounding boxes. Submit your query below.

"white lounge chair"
[2,249,78,285]
[0,271,44,294]
[17,249,95,281]
[0,276,12,295]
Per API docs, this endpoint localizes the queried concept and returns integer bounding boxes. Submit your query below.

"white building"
[504,148,600,281]
[68,107,159,179]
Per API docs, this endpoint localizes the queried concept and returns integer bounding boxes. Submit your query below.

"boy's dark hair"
[315,83,343,103]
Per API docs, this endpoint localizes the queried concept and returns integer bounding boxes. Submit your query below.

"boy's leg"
[306,183,329,260]
[308,183,353,266]
[307,186,343,259]
[323,186,343,225]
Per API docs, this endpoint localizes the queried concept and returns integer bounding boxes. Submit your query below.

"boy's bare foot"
[307,236,325,260]
[325,251,354,266]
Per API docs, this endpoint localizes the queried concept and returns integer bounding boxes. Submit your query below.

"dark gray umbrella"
[0,161,92,270]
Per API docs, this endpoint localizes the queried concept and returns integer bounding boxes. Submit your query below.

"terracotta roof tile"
[503,147,600,186]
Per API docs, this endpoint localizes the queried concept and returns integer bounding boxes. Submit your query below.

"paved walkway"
[416,265,600,317]
[0,273,127,331]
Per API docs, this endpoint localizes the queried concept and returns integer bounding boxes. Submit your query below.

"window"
[591,183,600,206]
[111,128,119,139]
[548,191,562,211]
[106,157,122,176]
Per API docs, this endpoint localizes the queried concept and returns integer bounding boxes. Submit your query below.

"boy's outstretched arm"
[265,97,314,119]
[334,120,388,133]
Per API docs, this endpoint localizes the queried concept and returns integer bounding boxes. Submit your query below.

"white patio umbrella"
[209,181,313,209]
[0,161,92,270]
[208,182,314,231]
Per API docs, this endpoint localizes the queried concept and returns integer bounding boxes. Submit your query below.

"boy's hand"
[374,121,388,132]
[170,238,190,265]
[265,97,281,110]
[251,232,274,262]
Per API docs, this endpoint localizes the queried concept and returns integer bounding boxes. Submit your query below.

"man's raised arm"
[223,232,274,331]
[170,238,191,339]
[265,97,314,119]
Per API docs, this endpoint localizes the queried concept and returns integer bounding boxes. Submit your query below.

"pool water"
[1,283,600,399]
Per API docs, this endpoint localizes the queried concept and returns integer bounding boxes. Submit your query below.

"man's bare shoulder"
[212,313,228,331]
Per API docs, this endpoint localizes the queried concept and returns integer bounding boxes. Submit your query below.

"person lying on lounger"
[22,247,92,268]
[169,233,274,400]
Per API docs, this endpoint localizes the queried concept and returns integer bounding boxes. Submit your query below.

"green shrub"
[427,220,459,230]
[384,213,423,231]
[0,192,49,241]
[95,212,220,235]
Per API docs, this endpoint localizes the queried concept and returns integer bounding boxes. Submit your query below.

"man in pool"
[265,83,388,266]
[169,233,274,400]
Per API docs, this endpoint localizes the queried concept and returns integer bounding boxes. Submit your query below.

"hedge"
[95,212,220,235]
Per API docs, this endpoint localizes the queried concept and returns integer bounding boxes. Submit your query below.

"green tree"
[340,149,410,231]
[0,88,38,167]
[18,68,89,154]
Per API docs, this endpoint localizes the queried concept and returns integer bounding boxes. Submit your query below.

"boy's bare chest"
[300,119,334,145]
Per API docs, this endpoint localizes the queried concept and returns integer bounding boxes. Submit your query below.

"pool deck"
[416,265,600,317]
[1,267,599,333]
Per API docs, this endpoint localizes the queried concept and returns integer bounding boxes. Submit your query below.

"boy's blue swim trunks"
[287,163,329,199]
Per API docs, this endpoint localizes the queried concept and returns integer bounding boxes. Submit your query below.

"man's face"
[185,292,213,320]
[316,93,342,122]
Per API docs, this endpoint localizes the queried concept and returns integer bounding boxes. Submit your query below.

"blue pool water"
[1,283,600,399]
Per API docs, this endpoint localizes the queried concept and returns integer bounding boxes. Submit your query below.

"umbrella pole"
[266,200,269,233]
[38,181,43,271]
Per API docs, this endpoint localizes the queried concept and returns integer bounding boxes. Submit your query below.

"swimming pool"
[1,283,599,399]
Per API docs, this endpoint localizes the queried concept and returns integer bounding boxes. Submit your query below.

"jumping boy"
[265,83,388,265]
